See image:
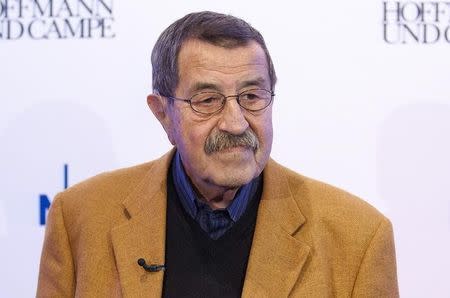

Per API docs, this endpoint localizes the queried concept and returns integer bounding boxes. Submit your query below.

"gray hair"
[151,11,277,97]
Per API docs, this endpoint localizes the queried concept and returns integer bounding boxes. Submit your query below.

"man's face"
[164,39,273,193]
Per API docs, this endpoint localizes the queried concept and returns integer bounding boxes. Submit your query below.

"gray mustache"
[204,129,259,155]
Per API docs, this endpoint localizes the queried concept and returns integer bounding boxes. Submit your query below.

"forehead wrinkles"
[195,48,266,66]
[178,40,267,73]
[190,62,266,75]
[180,58,268,93]
[180,66,267,95]
[180,53,266,72]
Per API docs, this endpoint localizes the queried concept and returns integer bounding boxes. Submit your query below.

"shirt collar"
[171,150,259,222]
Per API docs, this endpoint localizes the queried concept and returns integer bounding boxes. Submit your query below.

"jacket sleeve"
[36,194,75,297]
[351,217,399,297]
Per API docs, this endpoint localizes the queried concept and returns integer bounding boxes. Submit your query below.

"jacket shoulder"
[50,156,168,229]
[280,162,386,222]
[59,161,156,206]
[269,160,390,242]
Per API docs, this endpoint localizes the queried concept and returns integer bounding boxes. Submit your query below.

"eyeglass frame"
[159,88,275,115]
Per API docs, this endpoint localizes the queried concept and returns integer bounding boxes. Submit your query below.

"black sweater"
[162,172,262,298]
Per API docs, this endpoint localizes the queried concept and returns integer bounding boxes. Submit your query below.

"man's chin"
[203,148,263,187]
[208,165,257,189]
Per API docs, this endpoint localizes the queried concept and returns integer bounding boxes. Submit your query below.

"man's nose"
[217,97,249,135]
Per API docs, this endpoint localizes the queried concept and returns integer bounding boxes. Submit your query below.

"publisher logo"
[383,1,450,44]
[0,0,115,40]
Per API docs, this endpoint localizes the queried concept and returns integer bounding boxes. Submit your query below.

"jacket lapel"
[111,151,173,297]
[242,159,311,297]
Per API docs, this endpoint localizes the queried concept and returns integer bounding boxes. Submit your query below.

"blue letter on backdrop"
[39,164,69,225]
[39,195,51,225]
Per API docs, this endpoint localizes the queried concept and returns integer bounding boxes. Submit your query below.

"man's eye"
[193,94,222,105]
[201,96,217,104]
[241,92,261,100]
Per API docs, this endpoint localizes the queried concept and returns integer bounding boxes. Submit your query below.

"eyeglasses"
[162,88,275,115]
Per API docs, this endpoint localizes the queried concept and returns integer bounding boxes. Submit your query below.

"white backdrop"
[1,0,449,296]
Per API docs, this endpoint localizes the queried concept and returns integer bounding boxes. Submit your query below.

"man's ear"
[147,94,176,145]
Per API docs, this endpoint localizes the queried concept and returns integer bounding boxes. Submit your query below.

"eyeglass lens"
[190,89,272,114]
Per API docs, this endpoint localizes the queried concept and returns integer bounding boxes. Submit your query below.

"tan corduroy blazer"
[37,150,399,297]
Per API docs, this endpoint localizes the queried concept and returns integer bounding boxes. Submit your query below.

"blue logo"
[39,164,69,225]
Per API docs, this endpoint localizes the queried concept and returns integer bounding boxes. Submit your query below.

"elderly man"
[37,11,399,297]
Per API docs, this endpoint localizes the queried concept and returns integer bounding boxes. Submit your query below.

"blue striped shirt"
[171,151,260,240]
